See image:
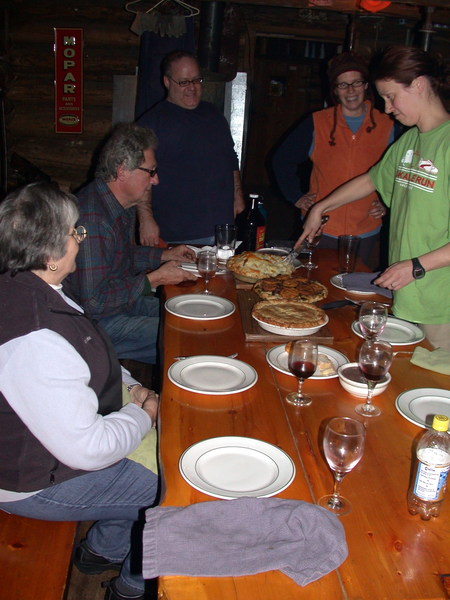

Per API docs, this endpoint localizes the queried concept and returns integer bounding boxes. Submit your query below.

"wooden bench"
[0,510,76,600]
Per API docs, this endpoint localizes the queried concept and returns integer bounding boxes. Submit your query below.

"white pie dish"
[337,362,391,398]
[253,314,329,337]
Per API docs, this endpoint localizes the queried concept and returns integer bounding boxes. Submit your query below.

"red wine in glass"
[286,340,318,406]
[355,340,393,417]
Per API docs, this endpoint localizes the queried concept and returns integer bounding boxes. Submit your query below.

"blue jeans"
[99,296,160,364]
[0,459,158,593]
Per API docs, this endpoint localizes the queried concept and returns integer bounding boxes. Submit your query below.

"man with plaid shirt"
[68,123,196,364]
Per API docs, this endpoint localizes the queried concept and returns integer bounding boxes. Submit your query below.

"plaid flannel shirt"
[68,179,163,321]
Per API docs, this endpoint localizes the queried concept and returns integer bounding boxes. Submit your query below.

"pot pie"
[252,300,327,329]
[227,251,294,281]
[253,275,328,303]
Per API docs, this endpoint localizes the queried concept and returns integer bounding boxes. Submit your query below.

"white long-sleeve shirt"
[0,287,151,502]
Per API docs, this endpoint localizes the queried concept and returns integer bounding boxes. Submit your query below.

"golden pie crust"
[252,300,326,329]
[253,275,328,303]
[227,251,294,281]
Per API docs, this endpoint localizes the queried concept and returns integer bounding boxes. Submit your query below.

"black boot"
[74,539,122,575]
[102,577,145,600]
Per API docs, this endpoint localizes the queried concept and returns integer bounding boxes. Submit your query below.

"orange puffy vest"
[310,102,393,236]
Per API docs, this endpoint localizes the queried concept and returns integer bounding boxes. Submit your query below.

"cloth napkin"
[411,347,450,375]
[142,497,347,586]
[342,272,393,298]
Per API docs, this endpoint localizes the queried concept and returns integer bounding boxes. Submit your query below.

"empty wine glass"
[301,233,321,270]
[286,339,318,406]
[318,416,366,516]
[355,340,393,417]
[197,250,217,295]
[358,301,388,340]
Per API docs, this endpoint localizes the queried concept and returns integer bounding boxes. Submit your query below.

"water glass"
[215,224,237,262]
[338,235,360,273]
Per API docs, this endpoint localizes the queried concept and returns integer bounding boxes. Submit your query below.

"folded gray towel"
[142,497,347,586]
[343,272,393,298]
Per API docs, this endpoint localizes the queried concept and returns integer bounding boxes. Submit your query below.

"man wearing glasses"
[272,52,398,269]
[68,123,196,365]
[136,50,245,246]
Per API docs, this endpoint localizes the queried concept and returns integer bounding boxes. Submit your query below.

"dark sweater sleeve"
[271,114,314,204]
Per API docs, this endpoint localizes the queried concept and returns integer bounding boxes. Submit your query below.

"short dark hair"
[0,182,79,273]
[95,122,158,182]
[161,50,198,78]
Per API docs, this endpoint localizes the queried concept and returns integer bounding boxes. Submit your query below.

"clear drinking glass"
[197,250,217,295]
[355,340,393,417]
[358,301,388,340]
[301,233,321,270]
[318,417,366,516]
[286,339,318,406]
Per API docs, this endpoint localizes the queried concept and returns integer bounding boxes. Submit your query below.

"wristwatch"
[411,257,426,279]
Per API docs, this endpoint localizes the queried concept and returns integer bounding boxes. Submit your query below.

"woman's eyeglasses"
[137,167,158,177]
[335,80,366,90]
[70,225,87,243]
[168,76,203,88]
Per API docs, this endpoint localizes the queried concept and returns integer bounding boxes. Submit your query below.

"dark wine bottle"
[243,194,266,251]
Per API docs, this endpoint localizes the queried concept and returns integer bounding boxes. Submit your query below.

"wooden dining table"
[157,248,450,600]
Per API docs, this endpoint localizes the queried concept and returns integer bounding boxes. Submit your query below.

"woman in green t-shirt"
[297,46,450,351]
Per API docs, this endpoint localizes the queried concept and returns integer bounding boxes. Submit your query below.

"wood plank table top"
[157,248,450,600]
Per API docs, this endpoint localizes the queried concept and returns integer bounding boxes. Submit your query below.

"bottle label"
[255,226,266,250]
[413,448,450,501]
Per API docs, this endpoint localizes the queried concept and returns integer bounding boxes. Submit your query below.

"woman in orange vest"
[272,52,397,268]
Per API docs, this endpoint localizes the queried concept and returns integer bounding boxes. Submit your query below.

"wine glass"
[197,250,217,295]
[286,339,318,406]
[358,301,388,340]
[301,233,321,270]
[318,417,366,516]
[355,340,393,417]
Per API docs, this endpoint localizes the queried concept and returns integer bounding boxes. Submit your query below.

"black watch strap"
[411,257,426,279]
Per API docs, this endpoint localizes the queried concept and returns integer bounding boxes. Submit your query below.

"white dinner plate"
[395,388,450,429]
[330,274,374,295]
[266,344,349,380]
[179,436,296,499]
[168,355,257,395]
[165,294,235,320]
[351,317,425,346]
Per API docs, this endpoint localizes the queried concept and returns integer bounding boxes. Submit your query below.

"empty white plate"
[179,436,295,499]
[352,316,424,345]
[168,355,257,395]
[396,388,450,429]
[165,294,235,320]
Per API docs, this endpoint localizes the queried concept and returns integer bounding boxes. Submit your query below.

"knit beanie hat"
[327,52,369,86]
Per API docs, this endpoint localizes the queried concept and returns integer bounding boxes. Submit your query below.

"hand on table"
[373,260,414,291]
[162,245,196,263]
[147,261,197,287]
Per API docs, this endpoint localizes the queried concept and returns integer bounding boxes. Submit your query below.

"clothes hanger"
[125,0,199,17]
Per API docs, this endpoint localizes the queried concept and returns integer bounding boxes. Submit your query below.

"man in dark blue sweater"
[137,51,245,245]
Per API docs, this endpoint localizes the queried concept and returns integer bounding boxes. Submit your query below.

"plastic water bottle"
[407,414,450,520]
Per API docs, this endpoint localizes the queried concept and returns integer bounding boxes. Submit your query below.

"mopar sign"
[54,28,83,134]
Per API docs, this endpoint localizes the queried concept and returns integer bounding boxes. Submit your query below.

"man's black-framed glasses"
[168,76,203,88]
[137,167,158,177]
[71,225,87,243]
[335,80,366,90]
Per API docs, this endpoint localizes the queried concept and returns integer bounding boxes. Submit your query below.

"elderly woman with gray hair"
[0,183,159,600]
